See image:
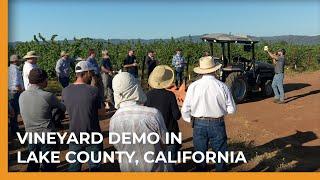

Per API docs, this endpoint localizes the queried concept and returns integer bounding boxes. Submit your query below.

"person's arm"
[267,51,279,60]
[172,56,176,67]
[181,85,193,122]
[170,92,181,121]
[224,84,236,114]
[55,60,62,77]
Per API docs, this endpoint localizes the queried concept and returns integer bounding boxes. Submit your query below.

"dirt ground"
[8,71,320,172]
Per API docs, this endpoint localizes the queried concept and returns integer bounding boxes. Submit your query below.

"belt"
[194,116,224,121]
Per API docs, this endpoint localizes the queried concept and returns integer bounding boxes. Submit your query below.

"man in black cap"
[19,68,66,171]
[265,48,286,104]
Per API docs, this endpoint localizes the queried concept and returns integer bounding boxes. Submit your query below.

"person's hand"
[133,63,138,66]
[264,46,269,52]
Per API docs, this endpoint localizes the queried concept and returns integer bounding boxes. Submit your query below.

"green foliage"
[9,34,320,79]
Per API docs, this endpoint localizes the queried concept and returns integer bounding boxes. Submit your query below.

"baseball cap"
[75,61,94,73]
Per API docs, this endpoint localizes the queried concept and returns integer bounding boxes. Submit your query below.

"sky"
[9,0,320,42]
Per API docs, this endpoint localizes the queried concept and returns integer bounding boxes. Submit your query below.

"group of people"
[8,46,286,172]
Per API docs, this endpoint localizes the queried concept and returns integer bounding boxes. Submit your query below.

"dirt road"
[8,71,320,172]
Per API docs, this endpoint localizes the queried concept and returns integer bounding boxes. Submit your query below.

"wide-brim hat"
[148,65,174,89]
[193,56,222,74]
[60,51,69,57]
[23,51,39,59]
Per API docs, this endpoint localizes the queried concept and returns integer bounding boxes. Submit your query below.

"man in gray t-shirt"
[266,48,286,103]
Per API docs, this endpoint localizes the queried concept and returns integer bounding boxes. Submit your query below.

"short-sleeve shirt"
[62,84,101,136]
[19,85,66,133]
[123,55,138,76]
[23,61,38,90]
[275,56,285,74]
[101,58,112,71]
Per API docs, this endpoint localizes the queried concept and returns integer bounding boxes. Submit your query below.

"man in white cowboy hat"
[55,51,72,88]
[62,61,102,171]
[145,65,181,170]
[110,72,168,172]
[181,56,236,172]
[8,54,24,136]
[22,51,39,90]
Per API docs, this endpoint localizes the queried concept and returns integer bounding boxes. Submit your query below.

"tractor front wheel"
[225,72,248,103]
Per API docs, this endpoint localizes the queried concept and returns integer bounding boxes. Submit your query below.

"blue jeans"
[27,140,58,171]
[175,68,184,87]
[9,91,20,135]
[58,76,69,88]
[193,118,228,172]
[164,144,179,171]
[272,73,285,101]
[68,143,101,172]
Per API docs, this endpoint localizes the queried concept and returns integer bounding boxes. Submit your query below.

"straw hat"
[148,65,174,89]
[193,56,222,74]
[23,51,39,59]
[60,51,69,57]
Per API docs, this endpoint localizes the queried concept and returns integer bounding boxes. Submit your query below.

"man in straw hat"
[145,65,181,170]
[55,51,72,88]
[62,61,102,171]
[8,54,24,136]
[22,51,39,90]
[181,56,236,171]
[110,72,169,172]
[19,68,66,171]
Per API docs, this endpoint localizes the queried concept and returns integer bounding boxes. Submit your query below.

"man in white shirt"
[181,56,236,172]
[22,51,39,90]
[8,54,24,136]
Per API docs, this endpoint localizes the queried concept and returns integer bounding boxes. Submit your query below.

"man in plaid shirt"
[171,48,186,89]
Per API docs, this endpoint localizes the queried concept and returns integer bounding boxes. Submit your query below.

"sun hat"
[193,56,222,74]
[60,51,69,57]
[28,68,48,84]
[23,51,39,59]
[75,60,94,73]
[148,65,174,89]
[9,54,22,62]
[112,72,147,109]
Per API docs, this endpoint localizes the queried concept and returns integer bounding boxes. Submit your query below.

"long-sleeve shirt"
[8,64,24,91]
[22,61,37,90]
[55,58,71,78]
[110,101,168,172]
[87,57,100,75]
[181,75,236,122]
[172,54,185,69]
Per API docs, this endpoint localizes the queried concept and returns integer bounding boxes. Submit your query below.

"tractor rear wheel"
[225,72,248,103]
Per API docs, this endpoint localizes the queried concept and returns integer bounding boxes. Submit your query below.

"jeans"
[272,73,285,101]
[175,69,184,87]
[193,118,228,172]
[9,91,20,135]
[101,73,114,105]
[68,143,102,172]
[27,139,58,172]
[58,76,69,88]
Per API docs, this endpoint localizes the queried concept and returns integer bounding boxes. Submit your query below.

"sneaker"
[277,100,285,104]
[273,99,280,103]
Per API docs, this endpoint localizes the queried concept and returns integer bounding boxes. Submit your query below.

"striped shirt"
[8,64,24,91]
[110,101,168,172]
